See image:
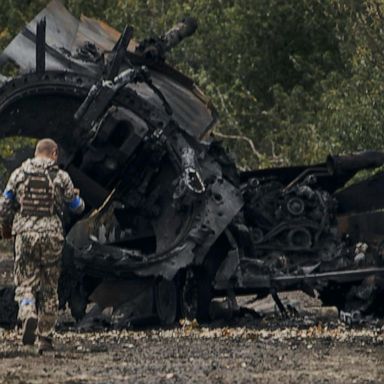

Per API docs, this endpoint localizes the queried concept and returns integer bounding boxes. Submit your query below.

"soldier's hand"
[74,188,80,196]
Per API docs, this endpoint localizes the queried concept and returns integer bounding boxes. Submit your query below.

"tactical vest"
[20,170,57,217]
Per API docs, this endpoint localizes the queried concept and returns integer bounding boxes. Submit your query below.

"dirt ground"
[1,246,383,384]
[1,306,384,384]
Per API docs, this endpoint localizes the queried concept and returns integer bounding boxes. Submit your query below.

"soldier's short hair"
[35,138,58,156]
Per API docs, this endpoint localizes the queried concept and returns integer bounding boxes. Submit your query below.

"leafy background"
[0,0,383,171]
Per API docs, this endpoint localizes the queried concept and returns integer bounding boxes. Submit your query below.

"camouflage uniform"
[0,157,84,345]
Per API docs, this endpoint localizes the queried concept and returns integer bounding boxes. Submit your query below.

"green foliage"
[1,0,384,169]
[0,137,36,188]
[0,136,35,158]
[0,0,47,49]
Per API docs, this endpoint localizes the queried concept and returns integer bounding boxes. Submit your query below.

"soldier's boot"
[19,298,38,345]
[37,336,54,355]
[22,314,38,345]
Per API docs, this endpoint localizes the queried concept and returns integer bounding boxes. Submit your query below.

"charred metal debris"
[0,0,384,328]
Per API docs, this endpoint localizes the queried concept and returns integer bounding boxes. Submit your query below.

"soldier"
[0,138,84,353]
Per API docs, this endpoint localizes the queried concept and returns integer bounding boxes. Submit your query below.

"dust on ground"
[1,301,384,384]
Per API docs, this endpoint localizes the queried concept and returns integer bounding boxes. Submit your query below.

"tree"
[0,0,384,170]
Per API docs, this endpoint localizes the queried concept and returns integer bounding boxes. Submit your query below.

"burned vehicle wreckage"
[0,1,384,328]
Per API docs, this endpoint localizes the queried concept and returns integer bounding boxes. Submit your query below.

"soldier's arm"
[0,168,22,224]
[58,170,85,214]
[0,196,16,226]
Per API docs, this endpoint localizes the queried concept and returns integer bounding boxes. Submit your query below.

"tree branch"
[212,130,263,160]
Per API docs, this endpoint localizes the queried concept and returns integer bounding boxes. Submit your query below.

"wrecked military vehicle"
[0,0,383,328]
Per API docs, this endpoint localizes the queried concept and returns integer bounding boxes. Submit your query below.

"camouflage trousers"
[14,231,64,339]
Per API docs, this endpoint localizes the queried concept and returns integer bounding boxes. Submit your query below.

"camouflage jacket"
[0,157,83,236]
